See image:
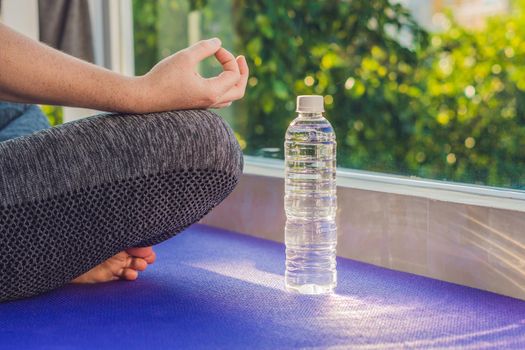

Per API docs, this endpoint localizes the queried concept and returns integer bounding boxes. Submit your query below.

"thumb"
[185,38,222,63]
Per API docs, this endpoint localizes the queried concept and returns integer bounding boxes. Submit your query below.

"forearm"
[0,23,140,112]
[0,24,248,113]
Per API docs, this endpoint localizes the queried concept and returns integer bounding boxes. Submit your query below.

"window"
[132,0,525,190]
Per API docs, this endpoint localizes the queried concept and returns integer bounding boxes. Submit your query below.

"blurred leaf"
[273,80,289,99]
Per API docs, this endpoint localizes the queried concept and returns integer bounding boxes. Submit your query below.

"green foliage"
[133,0,525,189]
[133,0,161,76]
[232,0,428,170]
[409,2,525,187]
[41,105,63,126]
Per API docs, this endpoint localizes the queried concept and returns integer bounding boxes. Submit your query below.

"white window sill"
[243,155,525,212]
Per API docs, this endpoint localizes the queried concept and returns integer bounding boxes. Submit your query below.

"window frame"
[116,4,525,212]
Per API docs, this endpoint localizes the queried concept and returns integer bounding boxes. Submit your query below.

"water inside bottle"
[284,111,337,294]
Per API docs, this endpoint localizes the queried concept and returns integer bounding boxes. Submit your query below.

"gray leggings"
[0,110,243,301]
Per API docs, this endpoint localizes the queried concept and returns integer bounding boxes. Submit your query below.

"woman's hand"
[0,23,248,113]
[133,38,249,113]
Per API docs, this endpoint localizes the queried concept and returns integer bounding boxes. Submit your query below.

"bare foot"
[72,247,156,283]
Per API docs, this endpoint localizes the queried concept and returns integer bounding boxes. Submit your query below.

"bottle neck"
[297,112,324,119]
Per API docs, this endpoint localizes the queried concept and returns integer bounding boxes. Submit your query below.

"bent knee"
[111,109,244,180]
[0,109,243,207]
[163,109,244,179]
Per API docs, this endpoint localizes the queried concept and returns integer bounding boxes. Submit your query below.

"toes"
[114,251,130,262]
[126,246,153,258]
[143,251,156,264]
[74,251,149,284]
[129,258,148,271]
[122,268,139,281]
[127,246,156,264]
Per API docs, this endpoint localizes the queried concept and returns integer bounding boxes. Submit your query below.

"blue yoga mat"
[1,224,524,349]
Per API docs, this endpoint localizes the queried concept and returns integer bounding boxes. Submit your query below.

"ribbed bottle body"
[284,112,337,294]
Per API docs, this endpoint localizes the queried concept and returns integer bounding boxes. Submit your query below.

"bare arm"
[0,23,248,113]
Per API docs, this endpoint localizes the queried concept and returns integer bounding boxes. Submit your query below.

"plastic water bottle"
[284,95,337,294]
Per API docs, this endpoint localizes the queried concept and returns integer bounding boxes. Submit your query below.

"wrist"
[116,75,150,114]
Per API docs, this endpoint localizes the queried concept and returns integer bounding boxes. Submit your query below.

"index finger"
[215,47,240,75]
[207,48,241,93]
[184,38,222,64]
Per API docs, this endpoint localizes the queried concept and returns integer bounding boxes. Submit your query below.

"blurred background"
[4,0,525,189]
[133,0,525,190]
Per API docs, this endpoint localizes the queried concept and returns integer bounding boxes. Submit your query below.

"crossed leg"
[0,109,243,302]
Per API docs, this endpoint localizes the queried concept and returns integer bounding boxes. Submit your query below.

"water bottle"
[284,95,337,294]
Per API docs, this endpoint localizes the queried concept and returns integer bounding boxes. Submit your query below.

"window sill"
[243,155,525,212]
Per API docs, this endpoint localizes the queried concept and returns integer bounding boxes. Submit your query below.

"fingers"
[186,41,247,106]
[215,48,240,75]
[184,38,222,63]
[213,55,249,104]
[239,55,249,78]
[207,48,241,95]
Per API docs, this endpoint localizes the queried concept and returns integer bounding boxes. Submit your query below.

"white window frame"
[0,0,39,39]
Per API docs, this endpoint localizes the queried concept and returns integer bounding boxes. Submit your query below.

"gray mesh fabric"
[0,110,243,301]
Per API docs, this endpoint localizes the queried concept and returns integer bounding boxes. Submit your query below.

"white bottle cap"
[296,95,325,113]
